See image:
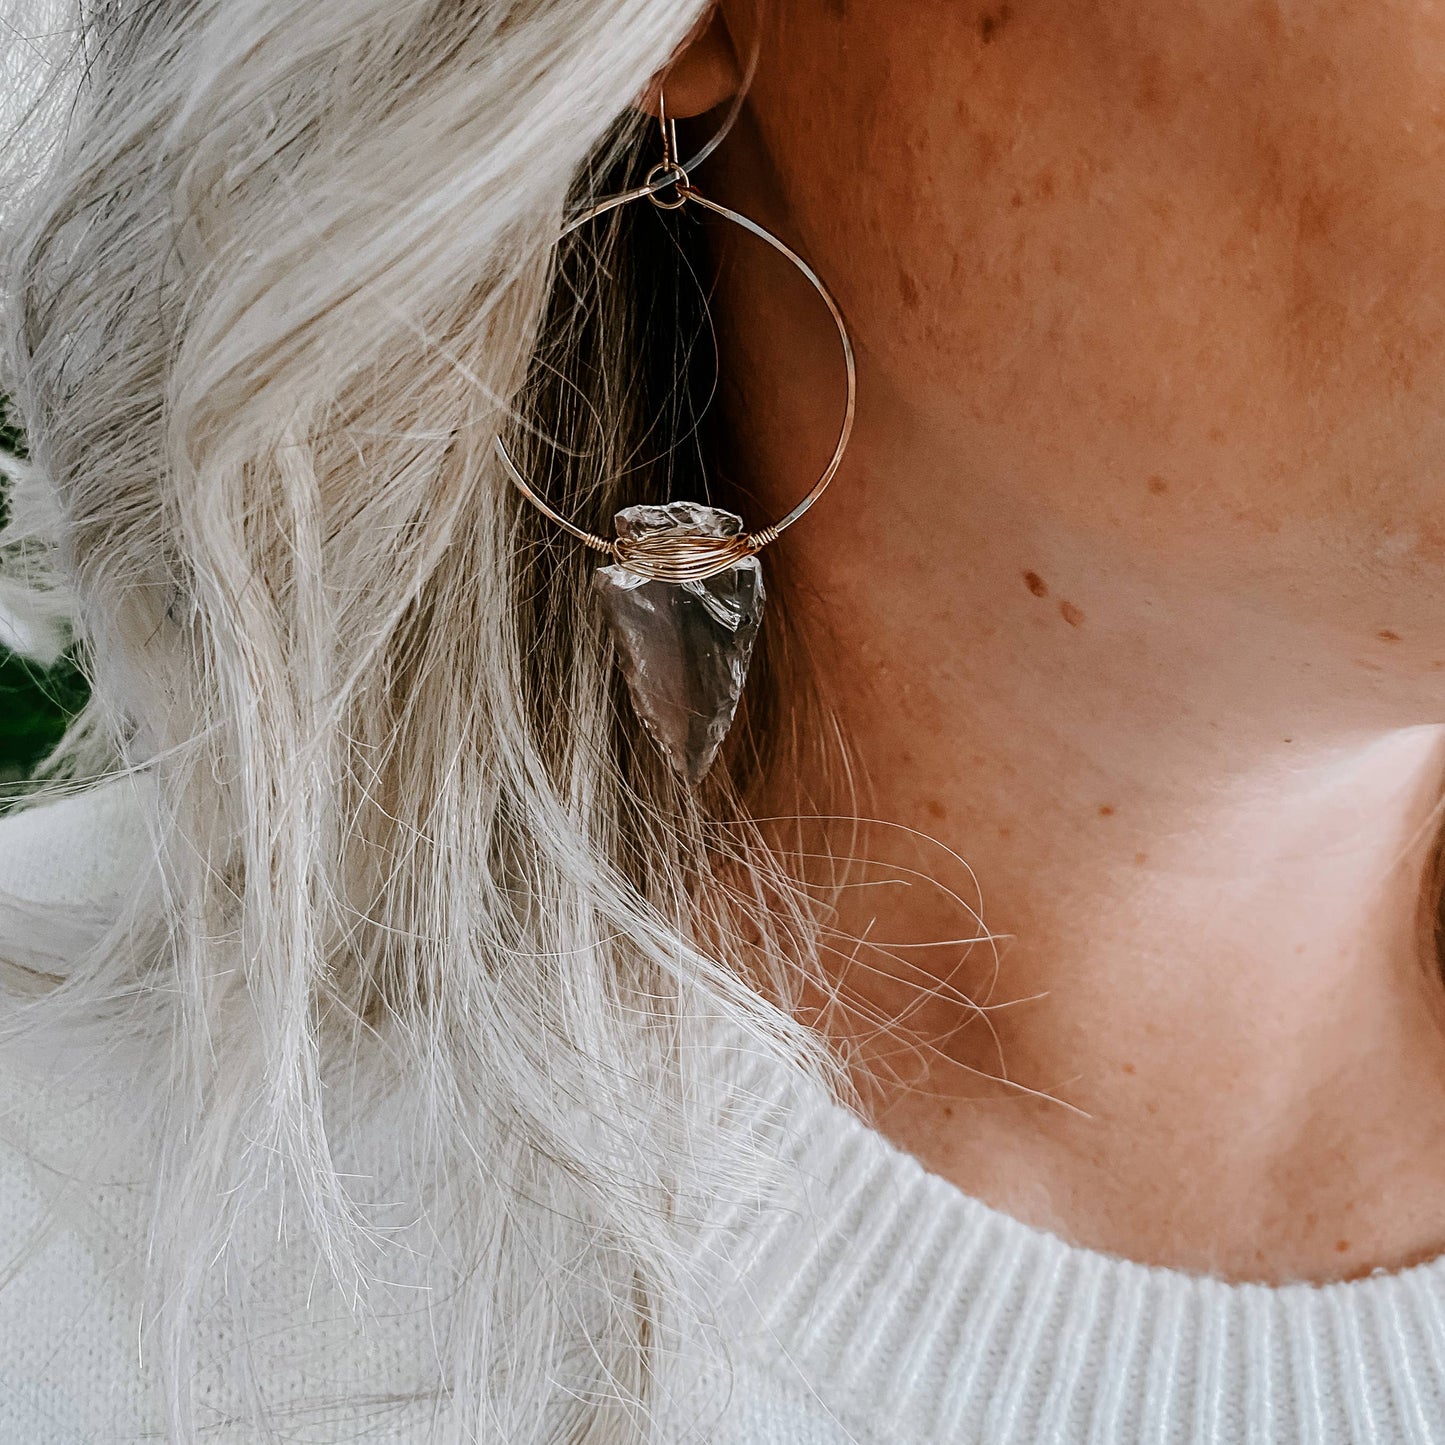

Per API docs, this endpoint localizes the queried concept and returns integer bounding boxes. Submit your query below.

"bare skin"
[658,0,1445,1284]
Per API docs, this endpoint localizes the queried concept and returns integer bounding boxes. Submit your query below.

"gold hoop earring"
[495,98,857,784]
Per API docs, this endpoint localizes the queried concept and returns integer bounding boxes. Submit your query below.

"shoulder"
[0,773,152,908]
[674,1350,899,1445]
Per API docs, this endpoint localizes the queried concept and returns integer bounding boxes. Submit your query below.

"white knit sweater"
[2,779,1444,1443]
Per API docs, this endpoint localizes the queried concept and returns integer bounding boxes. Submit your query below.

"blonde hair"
[0,1,846,1438]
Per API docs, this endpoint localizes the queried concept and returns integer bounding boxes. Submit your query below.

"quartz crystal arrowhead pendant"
[594,502,765,783]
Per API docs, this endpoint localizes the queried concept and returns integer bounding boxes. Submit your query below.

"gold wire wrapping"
[610,528,759,583]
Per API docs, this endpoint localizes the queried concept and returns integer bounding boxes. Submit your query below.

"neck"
[744,392,1445,1284]
[692,98,1445,1283]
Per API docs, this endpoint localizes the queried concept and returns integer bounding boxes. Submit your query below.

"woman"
[3,0,1445,1439]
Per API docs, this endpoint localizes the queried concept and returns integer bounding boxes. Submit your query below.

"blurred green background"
[0,396,89,791]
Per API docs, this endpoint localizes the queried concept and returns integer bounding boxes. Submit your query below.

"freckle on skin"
[1147,475,1168,495]
[926,799,946,820]
[1378,629,1402,642]
[1023,570,1049,597]
[1121,1062,1136,1075]
[1098,804,1115,817]
[1060,600,1085,627]
[1134,850,1148,865]
[1336,1239,1351,1253]
[898,269,921,311]
[979,3,1012,43]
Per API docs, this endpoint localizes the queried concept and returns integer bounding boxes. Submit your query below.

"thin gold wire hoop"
[493,102,857,584]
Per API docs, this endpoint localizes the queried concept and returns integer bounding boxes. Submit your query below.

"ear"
[638,7,741,120]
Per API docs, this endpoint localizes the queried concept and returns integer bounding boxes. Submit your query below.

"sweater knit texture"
[1,776,1444,1443]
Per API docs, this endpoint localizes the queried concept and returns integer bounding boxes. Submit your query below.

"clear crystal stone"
[594,503,765,783]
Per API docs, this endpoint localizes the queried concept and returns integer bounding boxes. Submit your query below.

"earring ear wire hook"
[659,91,679,170]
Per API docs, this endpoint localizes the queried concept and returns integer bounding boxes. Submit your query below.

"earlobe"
[638,6,741,120]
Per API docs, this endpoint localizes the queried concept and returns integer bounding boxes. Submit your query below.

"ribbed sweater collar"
[716,1041,1445,1443]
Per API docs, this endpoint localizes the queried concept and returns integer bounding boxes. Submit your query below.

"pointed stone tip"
[645,711,724,784]
[677,742,722,785]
